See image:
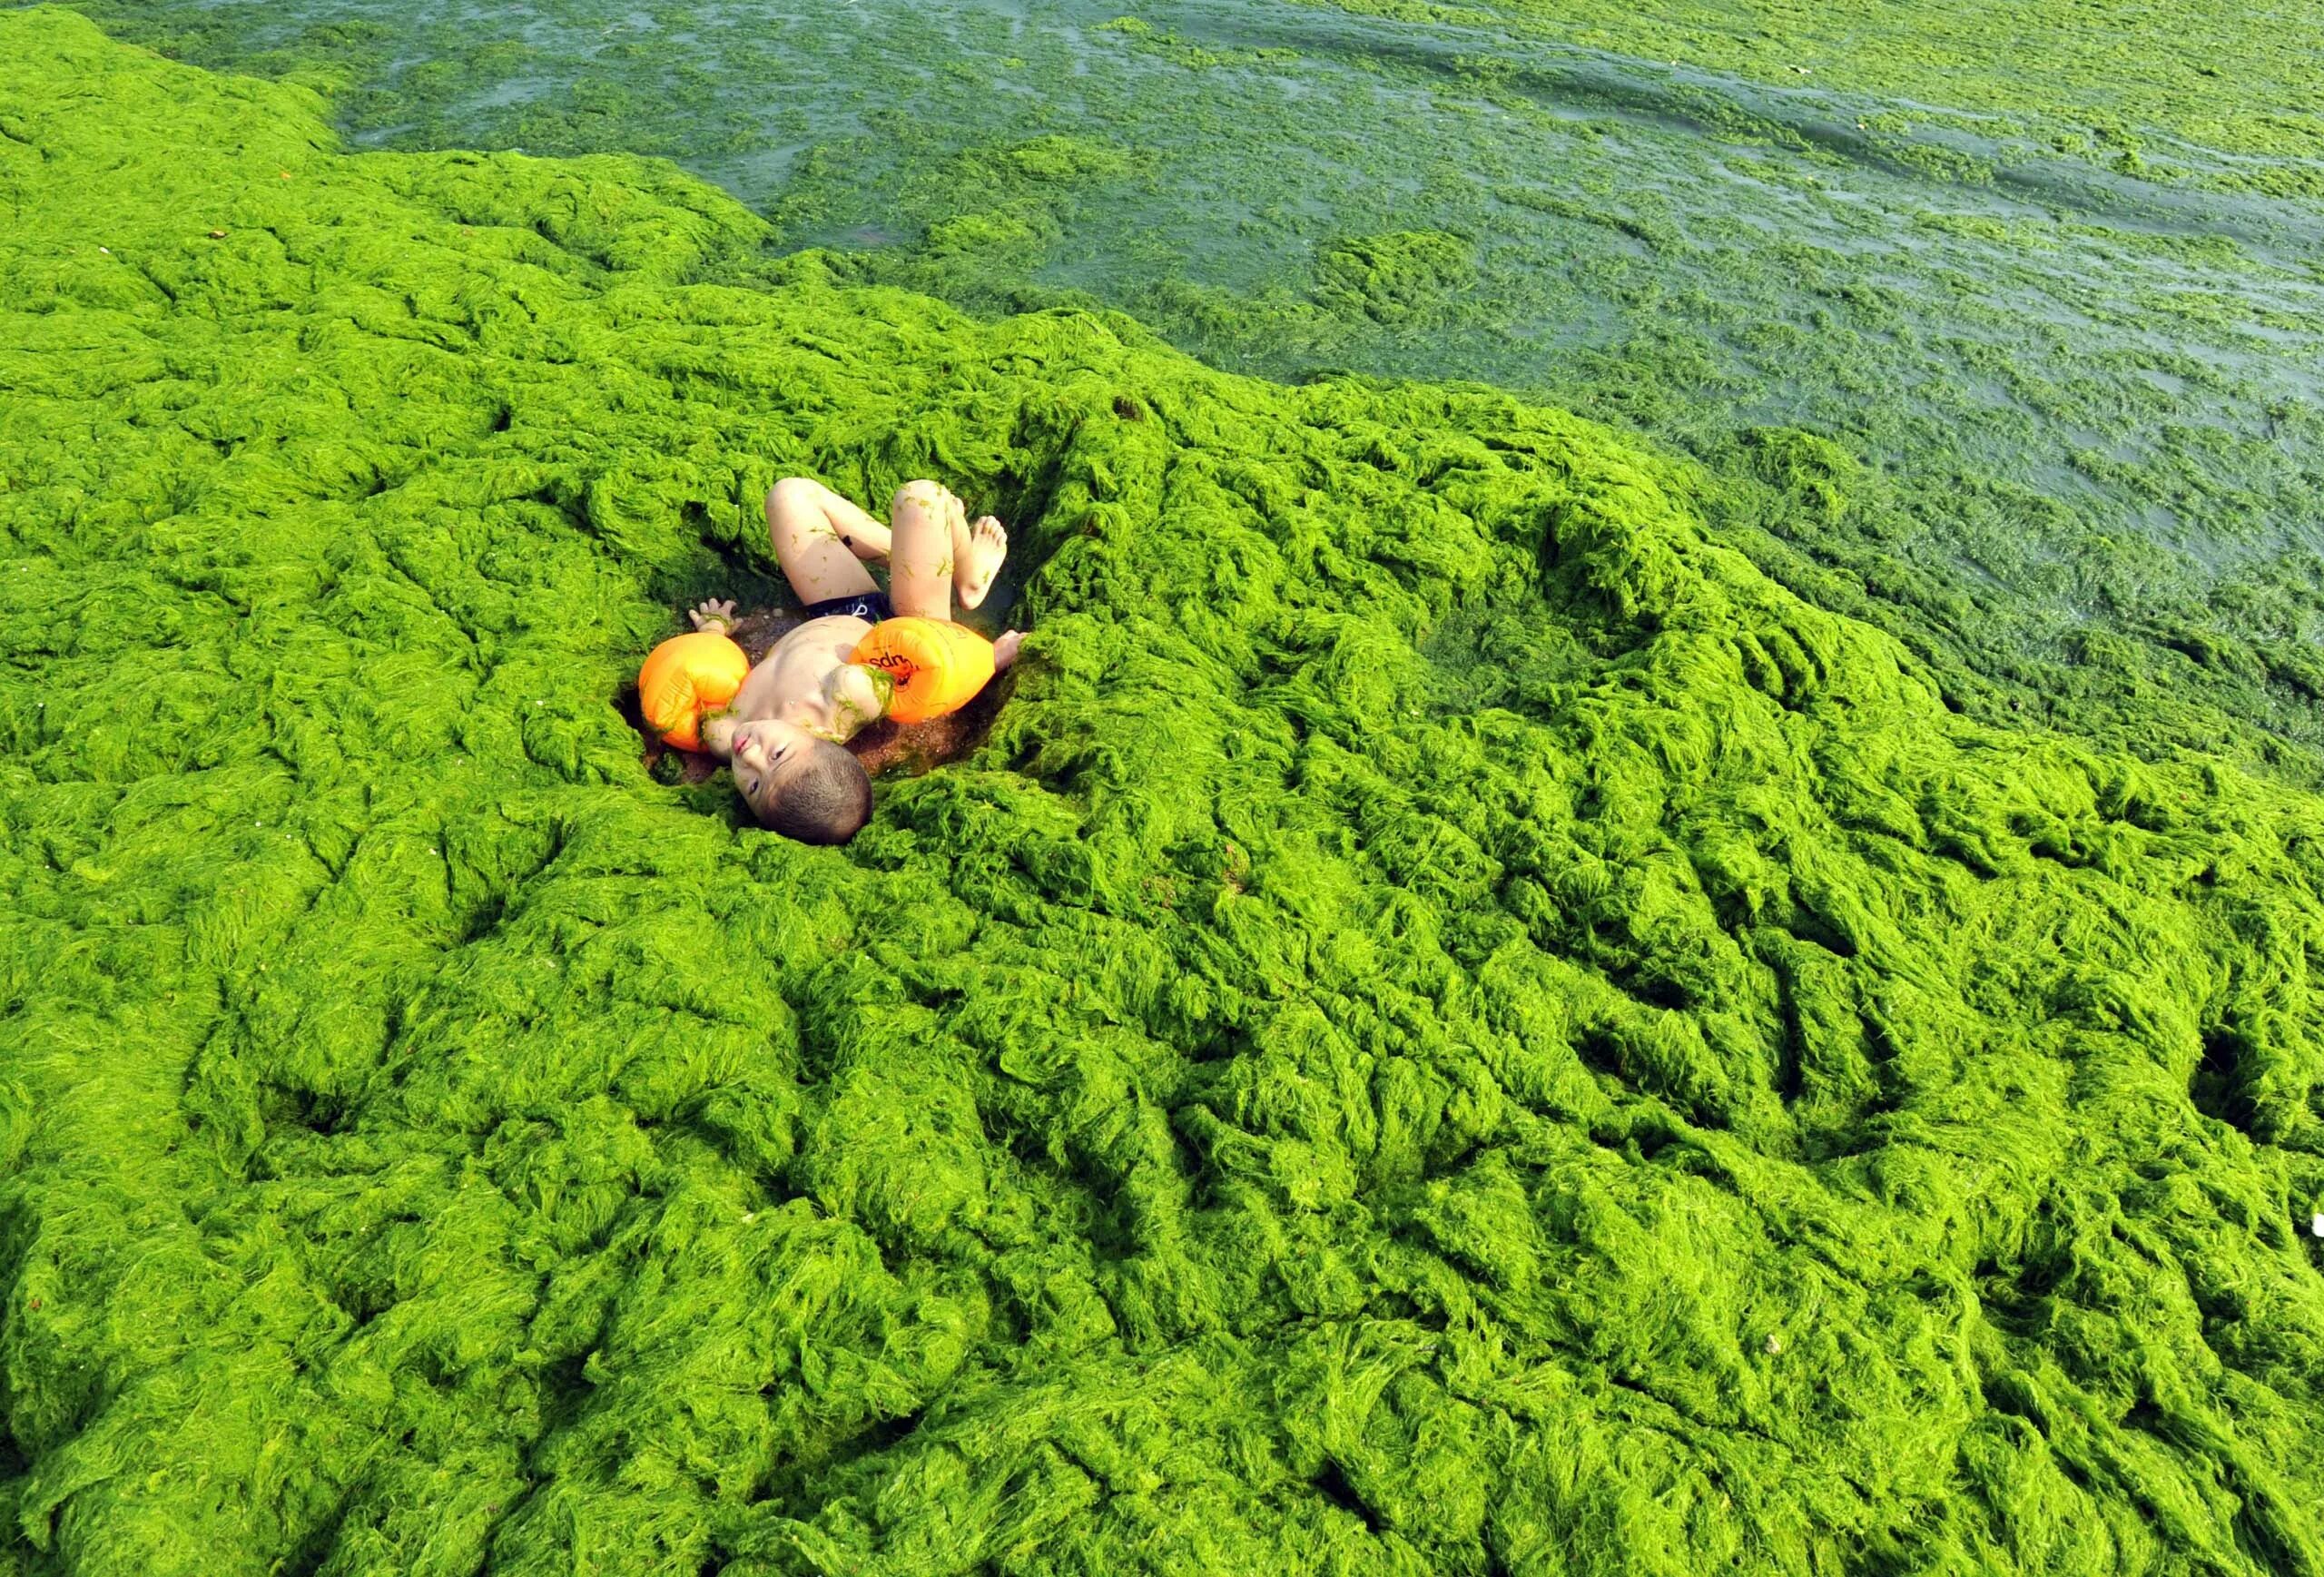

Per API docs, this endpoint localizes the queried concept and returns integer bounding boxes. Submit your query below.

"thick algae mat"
[6,8,2324,1573]
[56,0,2324,793]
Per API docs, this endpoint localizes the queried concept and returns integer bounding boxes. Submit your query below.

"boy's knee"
[767,477,821,517]
[894,478,944,511]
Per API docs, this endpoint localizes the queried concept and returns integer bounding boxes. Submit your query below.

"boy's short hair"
[759,738,873,844]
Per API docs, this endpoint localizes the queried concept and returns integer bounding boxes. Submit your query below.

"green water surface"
[61,0,2324,775]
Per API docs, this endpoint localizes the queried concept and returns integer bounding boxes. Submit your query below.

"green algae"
[1312,232,1477,326]
[1294,0,2324,179]
[52,0,2324,803]
[6,10,2324,1575]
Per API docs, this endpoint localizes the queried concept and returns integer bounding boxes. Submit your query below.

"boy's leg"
[766,478,883,606]
[886,480,960,622]
[889,480,1011,619]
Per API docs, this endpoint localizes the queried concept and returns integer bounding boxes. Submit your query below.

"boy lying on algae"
[637,478,1024,843]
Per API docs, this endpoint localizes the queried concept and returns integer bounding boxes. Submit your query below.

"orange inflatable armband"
[851,617,996,725]
[638,630,749,751]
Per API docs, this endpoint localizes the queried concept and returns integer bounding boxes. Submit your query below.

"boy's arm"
[818,663,894,742]
[698,713,739,758]
[687,601,743,755]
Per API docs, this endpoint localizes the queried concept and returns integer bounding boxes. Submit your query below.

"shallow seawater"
[67,0,2324,767]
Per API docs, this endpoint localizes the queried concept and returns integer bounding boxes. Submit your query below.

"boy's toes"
[958,517,1009,609]
[971,517,1009,573]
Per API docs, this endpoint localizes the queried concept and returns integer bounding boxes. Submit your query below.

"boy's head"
[730,720,872,844]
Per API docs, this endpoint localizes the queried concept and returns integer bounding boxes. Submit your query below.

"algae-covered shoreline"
[51,0,2324,797]
[5,8,2324,1575]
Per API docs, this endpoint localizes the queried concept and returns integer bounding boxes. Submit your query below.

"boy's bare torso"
[725,614,881,742]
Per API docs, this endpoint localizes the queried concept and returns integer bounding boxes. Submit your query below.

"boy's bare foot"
[690,598,737,633]
[958,517,1009,610]
[993,629,1025,671]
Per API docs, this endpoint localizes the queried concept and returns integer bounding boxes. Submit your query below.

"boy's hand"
[689,598,738,634]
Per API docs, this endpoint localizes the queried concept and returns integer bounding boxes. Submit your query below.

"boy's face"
[729,719,825,825]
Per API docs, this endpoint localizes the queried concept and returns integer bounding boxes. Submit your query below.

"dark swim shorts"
[800,590,892,623]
